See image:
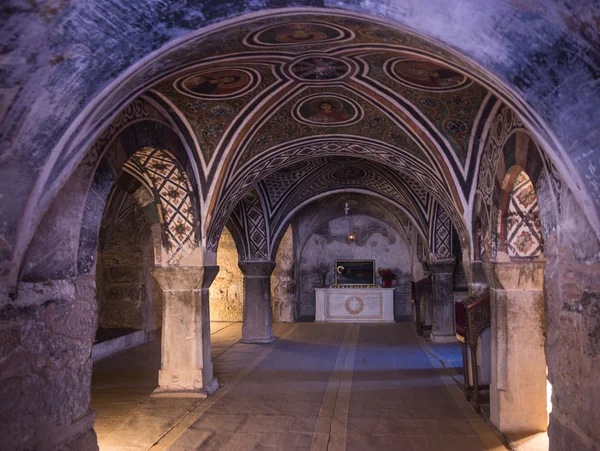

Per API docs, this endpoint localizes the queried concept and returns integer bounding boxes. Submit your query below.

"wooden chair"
[455,294,490,412]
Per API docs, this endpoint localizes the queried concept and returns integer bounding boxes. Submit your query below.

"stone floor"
[92,322,507,451]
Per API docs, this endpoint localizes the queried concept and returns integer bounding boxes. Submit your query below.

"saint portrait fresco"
[389,58,470,91]
[295,96,360,126]
[175,69,256,99]
[246,22,352,47]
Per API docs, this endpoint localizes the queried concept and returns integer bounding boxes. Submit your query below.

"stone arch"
[474,126,555,434]
[207,136,463,253]
[4,5,600,450]
[209,225,245,322]
[6,6,599,294]
[497,167,544,260]
[95,180,162,335]
[123,147,198,266]
[471,105,556,263]
[269,188,424,263]
[20,99,201,283]
[226,187,271,262]
[487,129,552,262]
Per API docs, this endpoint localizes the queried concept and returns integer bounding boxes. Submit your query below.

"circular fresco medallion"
[289,56,352,81]
[174,68,257,99]
[294,94,362,127]
[387,58,471,91]
[332,166,367,181]
[245,21,353,47]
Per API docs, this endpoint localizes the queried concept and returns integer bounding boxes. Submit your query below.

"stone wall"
[541,186,600,449]
[0,277,98,450]
[271,225,295,322]
[297,214,411,319]
[96,194,162,334]
[209,227,243,322]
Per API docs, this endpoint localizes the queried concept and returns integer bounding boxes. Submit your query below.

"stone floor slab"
[92,322,506,451]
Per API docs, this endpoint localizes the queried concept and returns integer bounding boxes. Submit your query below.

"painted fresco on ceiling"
[174,69,258,99]
[374,53,488,165]
[294,95,361,126]
[141,12,498,251]
[152,13,488,175]
[389,58,471,91]
[289,56,353,81]
[256,158,430,244]
[245,21,354,47]
[154,64,277,163]
[237,85,428,166]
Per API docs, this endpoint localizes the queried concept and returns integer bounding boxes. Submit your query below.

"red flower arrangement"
[377,268,397,280]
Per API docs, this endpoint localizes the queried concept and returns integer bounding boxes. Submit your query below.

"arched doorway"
[3,8,600,451]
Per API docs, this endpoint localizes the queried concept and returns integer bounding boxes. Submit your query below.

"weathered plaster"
[210,227,243,322]
[297,214,411,318]
[271,225,295,322]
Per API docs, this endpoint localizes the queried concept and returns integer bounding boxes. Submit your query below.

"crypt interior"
[1,3,599,451]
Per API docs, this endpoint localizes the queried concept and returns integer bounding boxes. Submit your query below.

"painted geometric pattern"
[476,105,522,205]
[232,190,269,260]
[505,171,543,258]
[293,164,422,222]
[262,160,322,210]
[432,203,453,259]
[124,148,196,265]
[208,138,463,251]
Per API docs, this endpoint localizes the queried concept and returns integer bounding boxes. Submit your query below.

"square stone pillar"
[484,261,547,434]
[238,261,276,343]
[152,266,219,395]
[430,259,456,342]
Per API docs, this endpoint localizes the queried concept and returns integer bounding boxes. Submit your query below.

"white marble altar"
[315,288,394,322]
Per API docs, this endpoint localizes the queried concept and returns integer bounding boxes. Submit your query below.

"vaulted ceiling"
[145,12,500,252]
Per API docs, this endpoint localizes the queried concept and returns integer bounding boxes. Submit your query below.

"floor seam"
[149,323,299,450]
[411,325,507,451]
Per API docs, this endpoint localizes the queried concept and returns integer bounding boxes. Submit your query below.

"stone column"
[1,276,98,450]
[484,261,547,434]
[430,259,456,342]
[239,261,276,343]
[152,266,219,395]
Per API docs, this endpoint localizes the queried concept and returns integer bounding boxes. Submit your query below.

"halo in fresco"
[174,68,258,99]
[245,21,354,47]
[386,58,471,92]
[293,94,362,127]
[289,56,353,81]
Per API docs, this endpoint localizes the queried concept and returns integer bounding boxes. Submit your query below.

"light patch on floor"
[92,322,508,451]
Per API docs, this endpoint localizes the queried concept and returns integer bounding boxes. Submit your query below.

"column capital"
[152,265,219,291]
[482,261,545,291]
[429,259,456,274]
[238,261,276,277]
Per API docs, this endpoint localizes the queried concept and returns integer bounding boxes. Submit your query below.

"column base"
[153,377,220,398]
[240,335,276,344]
[430,332,458,343]
[157,369,219,395]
